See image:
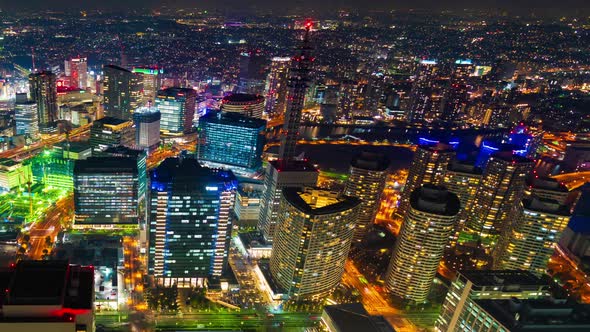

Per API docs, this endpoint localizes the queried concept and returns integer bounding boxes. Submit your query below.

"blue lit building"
[148,157,237,287]
[475,139,518,168]
[155,87,197,135]
[197,111,266,173]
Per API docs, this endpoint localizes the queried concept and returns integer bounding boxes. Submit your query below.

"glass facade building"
[155,87,197,135]
[103,65,143,121]
[197,111,266,172]
[148,158,237,287]
[89,117,135,152]
[28,71,58,133]
[14,99,39,140]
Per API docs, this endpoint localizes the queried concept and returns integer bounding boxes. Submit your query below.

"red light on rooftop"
[305,20,313,29]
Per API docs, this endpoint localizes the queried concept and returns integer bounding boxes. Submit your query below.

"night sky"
[0,0,588,16]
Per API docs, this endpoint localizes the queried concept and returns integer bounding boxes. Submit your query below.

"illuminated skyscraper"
[397,143,455,217]
[406,60,439,123]
[29,71,57,133]
[220,93,265,119]
[197,111,266,173]
[132,66,162,104]
[465,151,534,242]
[103,65,143,120]
[156,87,197,134]
[270,187,360,300]
[258,23,318,242]
[440,59,473,123]
[385,185,459,304]
[497,197,570,274]
[73,154,147,230]
[65,57,88,89]
[14,93,39,140]
[435,270,553,332]
[443,161,482,239]
[148,158,237,286]
[133,106,161,150]
[265,57,291,117]
[344,152,390,242]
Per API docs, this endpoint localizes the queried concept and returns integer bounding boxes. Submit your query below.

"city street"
[25,194,73,260]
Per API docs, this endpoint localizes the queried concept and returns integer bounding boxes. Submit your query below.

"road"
[25,194,74,260]
[552,171,590,190]
[548,246,590,303]
[341,260,417,332]
[154,312,320,331]
[228,244,272,310]
[0,124,91,161]
[374,171,407,235]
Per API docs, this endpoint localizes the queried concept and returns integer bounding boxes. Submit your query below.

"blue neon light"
[482,142,499,151]
[419,137,440,144]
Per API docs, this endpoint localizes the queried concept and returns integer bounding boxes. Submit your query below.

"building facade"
[89,116,134,152]
[14,97,39,140]
[133,106,161,150]
[29,71,58,133]
[156,87,197,134]
[103,65,143,120]
[220,93,265,119]
[270,187,360,300]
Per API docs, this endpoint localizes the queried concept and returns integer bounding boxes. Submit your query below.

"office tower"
[440,59,473,122]
[132,66,162,104]
[397,143,455,217]
[133,106,161,150]
[406,60,439,123]
[220,93,265,119]
[258,160,318,242]
[103,64,143,120]
[73,154,147,229]
[14,93,39,139]
[89,116,134,152]
[29,71,58,133]
[0,261,94,332]
[344,152,390,242]
[197,111,266,173]
[258,23,318,242]
[385,185,459,304]
[156,87,197,134]
[265,57,291,117]
[148,158,237,286]
[238,50,267,95]
[65,57,88,89]
[465,152,534,242]
[321,303,396,332]
[443,161,482,237]
[435,270,555,332]
[497,197,570,274]
[234,182,264,228]
[270,187,360,300]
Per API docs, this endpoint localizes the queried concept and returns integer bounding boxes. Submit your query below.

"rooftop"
[199,111,267,128]
[222,93,264,104]
[323,303,396,332]
[523,197,570,216]
[475,298,590,331]
[409,184,460,216]
[282,187,360,216]
[458,270,547,288]
[350,151,390,172]
[93,116,130,127]
[491,151,534,164]
[74,157,138,174]
[448,160,482,175]
[270,159,318,173]
[157,87,196,98]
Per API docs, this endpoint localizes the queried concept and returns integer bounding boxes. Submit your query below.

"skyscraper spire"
[278,20,314,162]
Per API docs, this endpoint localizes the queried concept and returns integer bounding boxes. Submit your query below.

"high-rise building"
[0,261,94,332]
[385,185,459,304]
[133,106,161,150]
[435,270,555,332]
[397,143,455,217]
[156,87,197,134]
[265,57,291,117]
[197,111,266,173]
[344,152,390,242]
[525,176,571,206]
[89,116,134,152]
[132,66,162,104]
[258,23,317,242]
[148,158,237,286]
[440,59,473,122]
[443,161,482,239]
[103,65,143,120]
[258,160,318,242]
[65,57,88,89]
[14,93,39,140]
[0,158,33,192]
[497,197,570,274]
[220,93,265,119]
[29,71,58,133]
[270,187,360,300]
[73,154,147,229]
[238,50,267,95]
[406,60,439,123]
[465,151,534,242]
